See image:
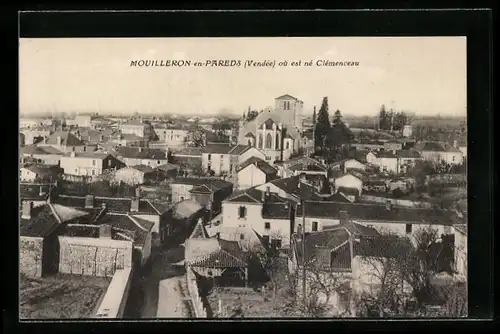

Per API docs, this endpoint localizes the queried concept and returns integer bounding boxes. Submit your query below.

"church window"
[275,133,280,150]
[286,141,290,150]
[258,134,263,149]
[265,133,273,149]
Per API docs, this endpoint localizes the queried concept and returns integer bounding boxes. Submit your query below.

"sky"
[19,37,467,117]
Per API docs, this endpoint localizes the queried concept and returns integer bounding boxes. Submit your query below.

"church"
[237,94,312,162]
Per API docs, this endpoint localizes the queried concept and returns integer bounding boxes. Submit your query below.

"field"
[20,274,111,319]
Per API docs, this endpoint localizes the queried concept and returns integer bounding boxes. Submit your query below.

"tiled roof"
[22,164,62,177]
[172,199,204,219]
[226,187,288,204]
[237,157,277,175]
[262,202,293,219]
[116,147,166,159]
[157,163,179,172]
[276,94,299,101]
[129,165,156,174]
[190,239,248,268]
[172,177,233,191]
[320,192,352,203]
[244,132,255,138]
[20,205,61,237]
[21,145,63,155]
[45,131,84,146]
[54,195,160,215]
[202,144,234,154]
[62,152,110,159]
[57,224,132,241]
[296,201,457,225]
[205,225,266,254]
[373,150,398,159]
[169,147,203,156]
[397,149,421,158]
[337,187,360,197]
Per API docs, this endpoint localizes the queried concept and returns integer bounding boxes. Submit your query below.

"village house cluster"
[19,94,467,319]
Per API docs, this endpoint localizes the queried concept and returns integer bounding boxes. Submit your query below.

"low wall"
[186,267,208,318]
[94,267,133,318]
[360,194,432,208]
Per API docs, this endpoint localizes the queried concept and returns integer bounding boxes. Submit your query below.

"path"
[156,276,192,318]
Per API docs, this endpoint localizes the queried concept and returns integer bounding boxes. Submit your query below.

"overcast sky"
[19,37,466,117]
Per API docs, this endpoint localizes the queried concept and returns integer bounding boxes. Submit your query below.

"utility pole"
[301,199,307,306]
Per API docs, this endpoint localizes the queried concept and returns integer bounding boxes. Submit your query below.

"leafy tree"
[393,112,408,132]
[185,125,206,147]
[314,97,331,153]
[245,110,259,122]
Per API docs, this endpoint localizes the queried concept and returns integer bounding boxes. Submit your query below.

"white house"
[201,144,266,176]
[20,164,62,182]
[221,187,294,248]
[60,152,125,176]
[366,151,399,173]
[111,165,159,185]
[343,159,366,173]
[236,157,277,190]
[334,173,363,197]
[415,142,464,165]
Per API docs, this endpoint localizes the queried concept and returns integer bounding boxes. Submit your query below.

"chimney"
[339,210,348,225]
[135,187,141,198]
[131,197,140,212]
[261,190,266,202]
[385,200,392,211]
[99,224,112,239]
[266,186,270,196]
[21,201,34,219]
[85,195,95,208]
[56,136,62,145]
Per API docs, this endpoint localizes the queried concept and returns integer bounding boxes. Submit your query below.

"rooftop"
[20,204,89,237]
[172,177,233,190]
[45,131,84,146]
[116,146,166,160]
[171,199,204,220]
[54,195,161,215]
[237,156,277,175]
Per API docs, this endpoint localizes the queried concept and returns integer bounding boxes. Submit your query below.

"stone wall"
[58,236,133,277]
[20,237,43,278]
[94,267,133,318]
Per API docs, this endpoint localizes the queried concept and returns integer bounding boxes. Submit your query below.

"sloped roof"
[172,199,204,219]
[116,147,166,159]
[372,150,398,159]
[21,145,63,155]
[45,131,84,146]
[20,183,53,201]
[20,204,89,237]
[397,149,421,158]
[54,195,161,215]
[275,94,299,101]
[172,177,233,191]
[225,187,288,204]
[190,239,248,268]
[128,165,156,174]
[157,163,179,172]
[22,164,62,177]
[205,225,266,253]
[237,156,277,175]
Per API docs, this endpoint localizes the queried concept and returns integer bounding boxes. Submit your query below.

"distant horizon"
[20,37,467,118]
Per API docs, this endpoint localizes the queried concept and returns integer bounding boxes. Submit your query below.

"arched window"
[265,133,273,149]
[258,133,263,149]
[286,141,290,150]
[247,139,252,146]
[275,133,280,150]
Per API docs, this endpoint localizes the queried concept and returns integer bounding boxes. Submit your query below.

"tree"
[185,125,206,147]
[393,111,408,132]
[315,97,331,153]
[379,104,391,131]
[245,110,259,122]
[312,107,317,126]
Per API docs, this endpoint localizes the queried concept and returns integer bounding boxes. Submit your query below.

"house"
[60,152,125,177]
[156,163,179,179]
[289,222,413,315]
[415,141,464,165]
[334,173,364,197]
[116,147,169,168]
[277,156,323,178]
[201,143,265,176]
[396,149,422,173]
[456,137,467,159]
[383,140,403,151]
[167,199,206,242]
[221,187,295,248]
[294,200,459,239]
[154,125,190,146]
[301,128,315,156]
[453,224,467,280]
[366,150,399,173]
[109,133,149,148]
[20,164,62,182]
[20,183,56,208]
[237,94,306,162]
[402,124,413,138]
[20,145,64,165]
[288,162,328,178]
[204,225,268,255]
[254,174,324,203]
[184,236,251,287]
[343,159,367,173]
[170,177,234,214]
[119,119,155,140]
[236,156,278,190]
[53,193,169,243]
[20,117,43,129]
[21,128,52,145]
[19,202,88,277]
[111,165,165,185]
[169,147,203,171]
[38,131,95,153]
[350,140,385,152]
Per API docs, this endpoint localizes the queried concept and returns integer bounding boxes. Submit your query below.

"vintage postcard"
[19,36,467,320]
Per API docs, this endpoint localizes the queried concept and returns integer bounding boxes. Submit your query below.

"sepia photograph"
[19,36,468,320]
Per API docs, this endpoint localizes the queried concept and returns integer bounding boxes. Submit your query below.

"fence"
[186,267,208,318]
[94,267,133,318]
[360,194,432,208]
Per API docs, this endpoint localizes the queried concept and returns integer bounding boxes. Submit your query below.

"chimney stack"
[56,136,62,145]
[131,198,140,212]
[135,187,141,198]
[99,224,112,239]
[261,190,266,202]
[339,210,348,225]
[85,195,95,209]
[21,201,34,220]
[385,200,392,211]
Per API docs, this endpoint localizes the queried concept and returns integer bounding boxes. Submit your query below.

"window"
[220,155,224,159]
[286,142,290,150]
[157,160,161,164]
[265,133,273,149]
[92,160,96,166]
[262,235,270,245]
[240,234,245,240]
[264,222,271,229]
[275,134,280,149]
[312,221,318,232]
[265,156,271,161]
[272,239,282,249]
[180,196,184,201]
[406,224,412,234]
[208,154,212,161]
[91,170,95,176]
[238,206,247,218]
[229,164,233,173]
[452,156,456,162]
